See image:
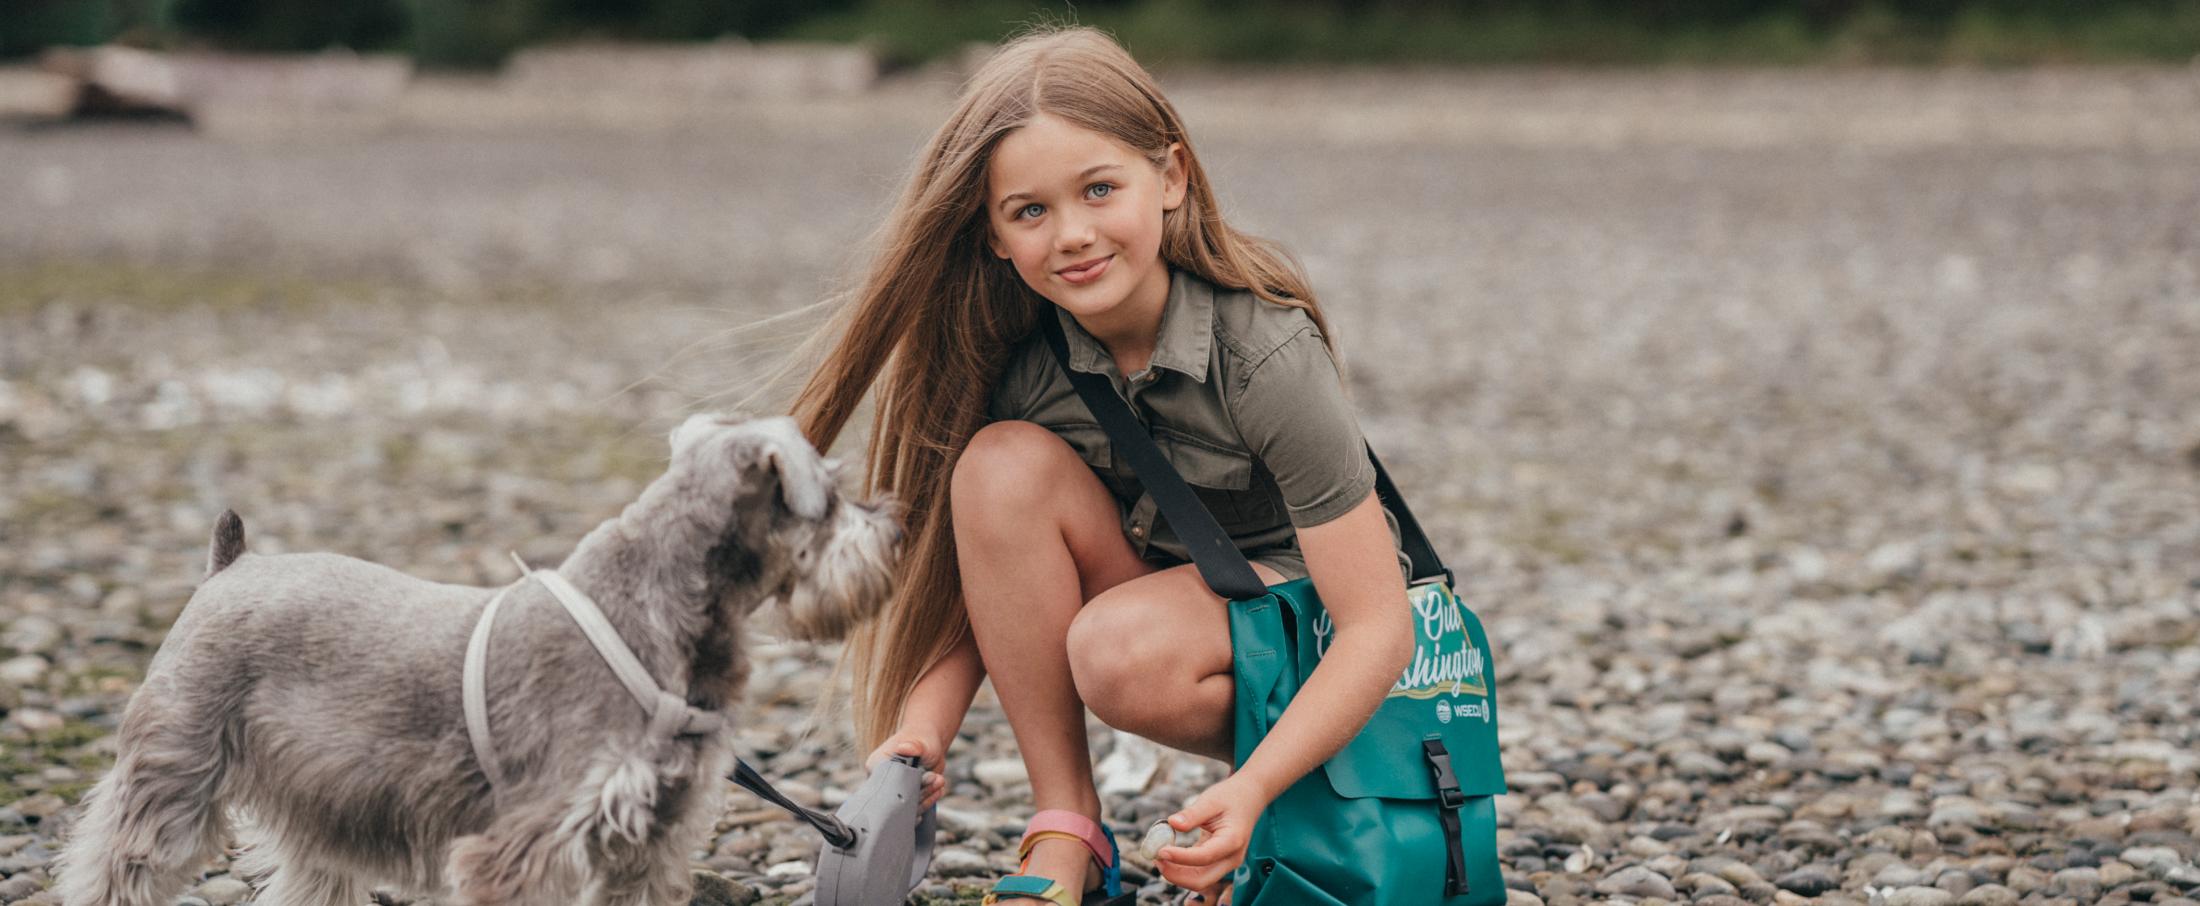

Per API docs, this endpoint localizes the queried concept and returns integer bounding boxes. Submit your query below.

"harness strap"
[1422,738,1470,897]
[463,581,520,788]
[535,569,724,738]
[462,565,723,791]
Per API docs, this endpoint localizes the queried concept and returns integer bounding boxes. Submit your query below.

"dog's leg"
[590,840,696,906]
[50,742,232,906]
[442,796,592,906]
[230,823,370,906]
[248,859,367,906]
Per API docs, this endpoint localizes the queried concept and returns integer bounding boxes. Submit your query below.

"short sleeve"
[1229,328,1376,529]
[986,339,1041,423]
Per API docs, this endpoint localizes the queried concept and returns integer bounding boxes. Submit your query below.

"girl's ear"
[1160,141,1189,212]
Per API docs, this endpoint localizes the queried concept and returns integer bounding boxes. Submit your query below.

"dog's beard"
[765,512,899,643]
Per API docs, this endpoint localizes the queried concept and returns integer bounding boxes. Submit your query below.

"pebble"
[2049,866,2101,899]
[1874,863,1931,887]
[1745,741,1792,765]
[1677,872,1738,897]
[972,759,1030,791]
[2125,846,2187,874]
[1955,885,2017,906]
[686,871,758,906]
[1594,865,1677,900]
[0,875,44,902]
[5,710,63,735]
[0,657,48,687]
[1884,887,1954,906]
[931,847,990,877]
[1774,868,1839,896]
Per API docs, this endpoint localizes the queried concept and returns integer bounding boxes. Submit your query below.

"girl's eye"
[1087,182,1113,199]
[1017,203,1044,220]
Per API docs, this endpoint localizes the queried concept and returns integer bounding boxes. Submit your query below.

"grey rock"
[2049,866,2101,900]
[1955,885,2017,906]
[1676,872,1738,897]
[686,870,757,906]
[929,847,990,878]
[0,874,45,902]
[1774,867,1838,896]
[2123,847,2184,874]
[1594,865,1677,900]
[1883,887,1954,906]
[1874,863,1932,888]
[0,618,62,657]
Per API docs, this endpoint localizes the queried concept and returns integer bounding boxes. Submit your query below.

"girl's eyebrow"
[997,164,1123,211]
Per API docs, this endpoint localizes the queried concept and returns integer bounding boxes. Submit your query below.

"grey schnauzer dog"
[54,413,900,906]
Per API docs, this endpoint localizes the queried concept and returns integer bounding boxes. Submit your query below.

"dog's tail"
[207,510,247,578]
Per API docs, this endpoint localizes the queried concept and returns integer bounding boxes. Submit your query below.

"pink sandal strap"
[1017,809,1118,869]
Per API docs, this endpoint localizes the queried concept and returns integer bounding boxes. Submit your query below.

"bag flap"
[1271,580,1507,801]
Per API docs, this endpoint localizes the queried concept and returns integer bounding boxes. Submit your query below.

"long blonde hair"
[791,24,1337,749]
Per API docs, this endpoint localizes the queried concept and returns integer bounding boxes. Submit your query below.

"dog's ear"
[761,446,829,521]
[737,418,830,521]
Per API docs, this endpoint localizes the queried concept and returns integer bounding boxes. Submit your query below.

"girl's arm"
[1233,488,1415,798]
[900,627,986,747]
[1155,489,1413,893]
[866,626,985,808]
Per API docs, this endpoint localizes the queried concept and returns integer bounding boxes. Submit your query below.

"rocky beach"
[1,65,2197,905]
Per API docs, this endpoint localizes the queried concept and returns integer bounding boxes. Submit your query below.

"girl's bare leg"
[1064,559,1280,763]
[953,421,1157,893]
[953,420,1284,896]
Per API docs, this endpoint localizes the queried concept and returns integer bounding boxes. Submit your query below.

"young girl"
[789,26,1415,905]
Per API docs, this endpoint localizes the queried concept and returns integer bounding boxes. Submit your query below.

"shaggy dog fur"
[52,414,900,906]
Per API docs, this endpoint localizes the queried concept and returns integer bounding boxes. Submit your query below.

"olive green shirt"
[986,268,1410,583]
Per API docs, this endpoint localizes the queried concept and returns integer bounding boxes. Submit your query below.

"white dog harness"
[463,558,725,788]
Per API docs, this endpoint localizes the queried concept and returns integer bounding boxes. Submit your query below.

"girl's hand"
[1154,774,1271,899]
[865,730,948,809]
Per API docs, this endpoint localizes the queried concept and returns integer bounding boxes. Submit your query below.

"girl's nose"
[1054,211,1095,251]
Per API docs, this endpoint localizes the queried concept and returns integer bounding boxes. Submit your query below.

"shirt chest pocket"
[1154,430,1277,531]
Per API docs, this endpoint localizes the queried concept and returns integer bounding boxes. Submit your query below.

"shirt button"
[1130,524,1147,540]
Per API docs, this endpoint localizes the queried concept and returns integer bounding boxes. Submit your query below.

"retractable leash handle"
[815,754,938,906]
[729,755,938,906]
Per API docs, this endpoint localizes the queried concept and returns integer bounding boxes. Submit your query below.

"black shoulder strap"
[1037,312,1452,599]
[1039,313,1268,600]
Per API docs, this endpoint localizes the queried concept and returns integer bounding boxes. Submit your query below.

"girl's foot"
[1011,835,1097,899]
[984,809,1127,905]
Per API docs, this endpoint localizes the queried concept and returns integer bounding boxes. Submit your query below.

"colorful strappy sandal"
[983,809,1135,906]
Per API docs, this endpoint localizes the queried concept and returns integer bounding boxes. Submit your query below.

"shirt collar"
[1051,267,1215,383]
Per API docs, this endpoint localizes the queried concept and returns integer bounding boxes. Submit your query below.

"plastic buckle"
[1422,738,1466,810]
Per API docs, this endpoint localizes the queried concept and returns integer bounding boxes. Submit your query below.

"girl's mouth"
[1058,255,1112,285]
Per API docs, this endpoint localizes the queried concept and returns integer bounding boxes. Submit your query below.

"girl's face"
[985,112,1187,325]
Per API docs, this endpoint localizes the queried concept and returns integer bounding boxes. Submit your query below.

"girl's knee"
[1064,601,1159,723]
[951,420,1079,514]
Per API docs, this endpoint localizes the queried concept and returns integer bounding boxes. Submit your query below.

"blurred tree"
[169,0,409,50]
[5,0,2197,65]
[1,0,163,56]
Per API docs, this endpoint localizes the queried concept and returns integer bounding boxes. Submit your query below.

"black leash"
[729,757,858,849]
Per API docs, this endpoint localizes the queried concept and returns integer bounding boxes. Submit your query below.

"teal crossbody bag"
[1040,315,1507,905]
